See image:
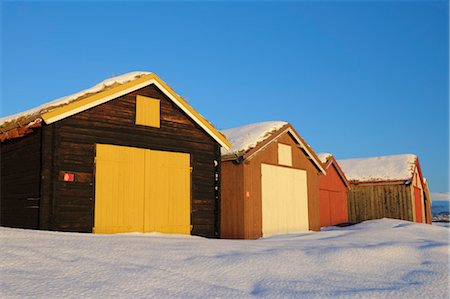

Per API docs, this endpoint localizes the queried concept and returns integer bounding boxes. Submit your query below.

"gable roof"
[317,152,351,189]
[338,154,418,184]
[0,72,231,149]
[221,121,326,174]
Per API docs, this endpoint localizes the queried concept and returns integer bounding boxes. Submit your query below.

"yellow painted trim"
[149,74,231,149]
[41,73,231,149]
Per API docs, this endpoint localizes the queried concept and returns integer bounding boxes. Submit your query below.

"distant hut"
[338,154,432,224]
[317,153,351,228]
[220,121,326,239]
[0,72,231,237]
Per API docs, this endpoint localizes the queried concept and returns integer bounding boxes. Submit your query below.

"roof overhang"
[40,73,231,149]
[228,124,326,174]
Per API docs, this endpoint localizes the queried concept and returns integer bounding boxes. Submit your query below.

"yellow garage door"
[94,144,190,234]
[261,164,309,237]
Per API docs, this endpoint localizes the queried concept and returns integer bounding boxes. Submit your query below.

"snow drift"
[1,219,448,298]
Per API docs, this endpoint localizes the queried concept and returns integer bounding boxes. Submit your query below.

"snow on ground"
[338,154,417,182]
[221,121,287,157]
[1,219,448,298]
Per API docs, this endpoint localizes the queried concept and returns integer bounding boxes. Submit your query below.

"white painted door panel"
[261,164,309,236]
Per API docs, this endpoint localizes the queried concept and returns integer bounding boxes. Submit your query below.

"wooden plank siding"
[347,184,414,224]
[319,162,349,227]
[1,129,41,228]
[40,84,221,237]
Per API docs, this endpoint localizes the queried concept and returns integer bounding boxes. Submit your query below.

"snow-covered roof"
[338,154,418,183]
[0,72,150,131]
[220,121,288,157]
[317,153,333,164]
[0,71,231,148]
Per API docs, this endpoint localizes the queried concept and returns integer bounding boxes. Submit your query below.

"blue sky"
[1,1,448,192]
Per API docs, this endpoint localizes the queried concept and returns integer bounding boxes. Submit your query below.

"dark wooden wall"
[347,184,413,224]
[1,129,41,228]
[40,84,221,237]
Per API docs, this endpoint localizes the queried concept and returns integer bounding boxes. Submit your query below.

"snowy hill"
[432,192,450,223]
[1,219,448,298]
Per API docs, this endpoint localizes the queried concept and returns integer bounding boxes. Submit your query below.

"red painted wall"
[319,162,349,227]
[414,186,423,223]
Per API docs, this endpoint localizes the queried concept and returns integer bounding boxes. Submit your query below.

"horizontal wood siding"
[347,184,413,223]
[1,130,41,228]
[44,84,220,237]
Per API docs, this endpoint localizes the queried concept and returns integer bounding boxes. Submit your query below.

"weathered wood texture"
[319,162,348,227]
[1,129,41,228]
[221,132,321,239]
[220,161,245,239]
[347,184,413,224]
[41,84,221,237]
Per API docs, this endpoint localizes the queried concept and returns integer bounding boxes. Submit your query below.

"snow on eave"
[338,154,418,184]
[317,153,333,164]
[221,121,326,174]
[220,121,288,159]
[0,71,151,133]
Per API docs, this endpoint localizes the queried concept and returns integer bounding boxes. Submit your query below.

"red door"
[414,187,423,223]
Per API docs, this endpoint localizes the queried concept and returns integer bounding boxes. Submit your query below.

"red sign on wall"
[63,173,75,182]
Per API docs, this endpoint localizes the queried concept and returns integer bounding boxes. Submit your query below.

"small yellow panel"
[136,95,160,128]
[278,143,292,167]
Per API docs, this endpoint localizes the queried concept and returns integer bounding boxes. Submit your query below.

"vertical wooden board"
[145,150,191,234]
[414,186,423,223]
[94,144,145,233]
[220,162,245,239]
[319,190,331,227]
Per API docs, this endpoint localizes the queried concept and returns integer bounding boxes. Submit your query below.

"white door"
[261,164,309,236]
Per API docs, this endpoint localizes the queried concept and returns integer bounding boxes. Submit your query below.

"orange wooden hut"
[338,154,432,225]
[220,121,326,239]
[317,153,351,228]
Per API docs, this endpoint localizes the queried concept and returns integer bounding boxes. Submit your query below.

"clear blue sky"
[1,1,449,192]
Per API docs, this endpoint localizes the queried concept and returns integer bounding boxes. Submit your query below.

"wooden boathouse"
[338,154,432,224]
[0,72,231,237]
[220,121,326,239]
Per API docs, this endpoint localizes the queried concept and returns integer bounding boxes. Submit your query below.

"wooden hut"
[317,153,351,228]
[338,154,432,225]
[0,72,231,237]
[220,121,326,239]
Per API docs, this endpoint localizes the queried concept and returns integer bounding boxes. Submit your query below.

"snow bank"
[1,219,448,298]
[221,121,288,157]
[338,154,417,182]
[317,152,332,164]
[0,71,150,128]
